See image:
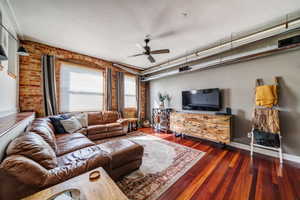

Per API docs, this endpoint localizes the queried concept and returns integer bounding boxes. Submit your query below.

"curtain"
[42,55,58,116]
[106,68,112,110]
[136,75,141,120]
[117,71,124,114]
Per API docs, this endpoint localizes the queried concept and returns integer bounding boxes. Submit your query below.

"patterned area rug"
[96,132,205,200]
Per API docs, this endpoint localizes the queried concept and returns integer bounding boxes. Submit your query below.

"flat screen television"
[182,88,221,111]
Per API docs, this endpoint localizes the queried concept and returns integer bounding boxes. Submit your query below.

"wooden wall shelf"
[0,112,34,137]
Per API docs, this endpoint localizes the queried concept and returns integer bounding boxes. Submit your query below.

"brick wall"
[19,40,147,119]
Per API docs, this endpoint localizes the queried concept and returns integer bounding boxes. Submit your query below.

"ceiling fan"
[129,37,170,63]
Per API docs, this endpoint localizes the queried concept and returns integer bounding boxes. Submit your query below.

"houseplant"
[158,93,171,109]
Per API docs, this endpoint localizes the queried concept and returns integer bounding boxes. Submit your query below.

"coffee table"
[22,167,128,200]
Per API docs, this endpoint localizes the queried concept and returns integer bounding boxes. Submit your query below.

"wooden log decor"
[170,112,231,144]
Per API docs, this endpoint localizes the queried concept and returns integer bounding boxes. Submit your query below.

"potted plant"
[158,92,166,109]
[158,93,171,109]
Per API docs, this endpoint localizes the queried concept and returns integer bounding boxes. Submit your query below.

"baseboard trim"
[229,142,300,164]
[0,109,18,118]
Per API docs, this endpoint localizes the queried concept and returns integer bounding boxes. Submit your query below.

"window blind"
[124,75,137,108]
[60,62,104,112]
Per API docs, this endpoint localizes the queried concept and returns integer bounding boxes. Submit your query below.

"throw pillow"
[60,117,82,133]
[74,113,88,127]
[65,112,88,127]
[6,132,58,169]
[49,114,69,134]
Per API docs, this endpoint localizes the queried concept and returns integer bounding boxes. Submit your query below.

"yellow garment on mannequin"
[255,85,278,107]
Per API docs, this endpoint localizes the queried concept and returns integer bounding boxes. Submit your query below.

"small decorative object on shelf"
[152,108,173,133]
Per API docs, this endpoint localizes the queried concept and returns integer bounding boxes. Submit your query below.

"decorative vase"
[159,101,165,109]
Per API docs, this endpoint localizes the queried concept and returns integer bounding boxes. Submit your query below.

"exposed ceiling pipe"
[142,17,300,75]
[113,63,142,75]
[142,42,300,81]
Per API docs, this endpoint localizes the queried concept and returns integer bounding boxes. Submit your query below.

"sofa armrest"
[0,155,49,186]
[117,119,129,133]
[0,155,50,199]
[117,118,129,125]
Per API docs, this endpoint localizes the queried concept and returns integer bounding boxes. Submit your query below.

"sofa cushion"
[55,133,95,156]
[88,124,107,135]
[76,127,87,135]
[31,118,56,133]
[97,139,144,169]
[49,114,70,134]
[106,130,124,138]
[45,146,110,186]
[6,133,58,169]
[106,123,123,132]
[102,111,119,123]
[87,133,109,141]
[57,145,110,167]
[87,112,103,126]
[30,123,58,152]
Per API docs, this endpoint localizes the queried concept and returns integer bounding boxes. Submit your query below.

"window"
[60,62,104,112]
[124,75,137,108]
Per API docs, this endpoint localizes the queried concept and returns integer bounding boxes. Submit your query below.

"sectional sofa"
[0,111,144,200]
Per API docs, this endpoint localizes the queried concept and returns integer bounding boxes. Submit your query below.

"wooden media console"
[170,112,232,144]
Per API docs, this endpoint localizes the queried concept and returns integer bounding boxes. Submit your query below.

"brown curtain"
[136,75,141,120]
[106,68,112,110]
[117,71,124,114]
[42,55,58,116]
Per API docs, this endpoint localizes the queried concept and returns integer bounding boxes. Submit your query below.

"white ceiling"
[8,0,300,69]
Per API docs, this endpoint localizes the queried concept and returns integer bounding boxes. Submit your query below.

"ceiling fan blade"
[150,49,170,54]
[148,55,155,63]
[128,53,145,57]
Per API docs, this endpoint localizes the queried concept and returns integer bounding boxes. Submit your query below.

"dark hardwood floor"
[139,128,300,200]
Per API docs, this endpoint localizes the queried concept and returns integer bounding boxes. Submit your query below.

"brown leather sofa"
[0,111,143,200]
[86,111,128,140]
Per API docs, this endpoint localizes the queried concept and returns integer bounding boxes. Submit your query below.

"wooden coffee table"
[22,167,128,200]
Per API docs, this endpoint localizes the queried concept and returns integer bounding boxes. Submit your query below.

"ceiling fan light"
[17,46,29,56]
[0,45,8,60]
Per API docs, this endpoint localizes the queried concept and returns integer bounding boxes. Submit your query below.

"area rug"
[96,132,205,200]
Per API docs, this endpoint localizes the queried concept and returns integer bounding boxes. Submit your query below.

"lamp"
[17,46,29,56]
[0,45,8,60]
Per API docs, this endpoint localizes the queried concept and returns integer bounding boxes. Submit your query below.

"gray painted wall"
[149,49,300,156]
